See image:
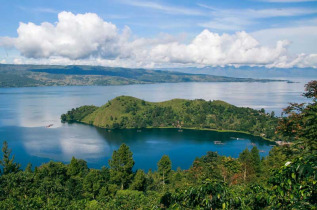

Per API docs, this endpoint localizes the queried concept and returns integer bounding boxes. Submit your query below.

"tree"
[109,144,135,190]
[83,169,103,199]
[67,157,88,177]
[157,155,172,186]
[25,163,32,173]
[130,169,147,191]
[239,148,251,182]
[269,154,317,209]
[277,80,317,151]
[250,146,261,175]
[0,141,20,175]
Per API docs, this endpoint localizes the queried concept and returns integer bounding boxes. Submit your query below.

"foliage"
[62,96,279,139]
[157,155,172,186]
[61,105,98,122]
[109,144,135,190]
[277,80,317,151]
[269,154,317,209]
[130,170,147,191]
[0,141,20,175]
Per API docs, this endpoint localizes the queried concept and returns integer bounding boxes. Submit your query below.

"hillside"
[0,64,287,88]
[61,96,278,139]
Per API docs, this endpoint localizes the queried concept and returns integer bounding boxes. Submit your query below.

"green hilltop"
[61,96,278,139]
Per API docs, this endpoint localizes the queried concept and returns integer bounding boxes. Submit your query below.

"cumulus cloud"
[149,30,290,66]
[1,11,317,68]
[15,12,119,59]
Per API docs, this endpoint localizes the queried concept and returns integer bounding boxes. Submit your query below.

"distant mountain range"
[0,64,289,88]
[161,66,317,79]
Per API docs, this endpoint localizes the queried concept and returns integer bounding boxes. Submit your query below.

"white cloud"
[252,26,317,54]
[199,4,317,18]
[1,11,317,68]
[198,4,317,31]
[15,12,119,59]
[149,30,291,66]
[13,58,23,64]
[0,37,15,48]
[120,0,204,16]
[18,6,59,14]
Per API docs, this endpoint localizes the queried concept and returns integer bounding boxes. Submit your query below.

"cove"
[0,81,309,171]
[1,123,273,171]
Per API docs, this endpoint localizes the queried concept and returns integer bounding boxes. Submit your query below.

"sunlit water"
[0,78,314,170]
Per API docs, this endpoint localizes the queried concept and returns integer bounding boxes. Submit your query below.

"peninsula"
[0,64,288,88]
[61,96,278,140]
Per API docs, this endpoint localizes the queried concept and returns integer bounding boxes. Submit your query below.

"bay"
[0,78,313,170]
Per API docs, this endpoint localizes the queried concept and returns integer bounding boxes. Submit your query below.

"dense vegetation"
[62,96,279,139]
[0,64,286,88]
[0,81,316,209]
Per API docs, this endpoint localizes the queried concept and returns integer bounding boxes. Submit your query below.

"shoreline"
[67,121,275,142]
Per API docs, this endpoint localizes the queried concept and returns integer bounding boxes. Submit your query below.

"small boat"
[214,141,224,145]
[137,130,142,132]
[46,124,53,128]
[178,129,183,132]
[259,150,265,153]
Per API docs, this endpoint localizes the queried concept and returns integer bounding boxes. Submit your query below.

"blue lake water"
[0,78,314,171]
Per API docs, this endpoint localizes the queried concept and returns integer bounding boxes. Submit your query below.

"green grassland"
[62,96,278,140]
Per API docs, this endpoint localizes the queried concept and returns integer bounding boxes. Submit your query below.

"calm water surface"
[0,79,313,170]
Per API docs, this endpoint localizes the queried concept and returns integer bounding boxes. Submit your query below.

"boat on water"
[46,124,53,128]
[214,141,225,145]
[230,137,245,140]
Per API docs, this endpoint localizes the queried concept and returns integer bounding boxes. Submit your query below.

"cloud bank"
[1,11,316,68]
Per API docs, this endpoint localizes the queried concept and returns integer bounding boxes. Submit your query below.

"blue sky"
[0,0,316,68]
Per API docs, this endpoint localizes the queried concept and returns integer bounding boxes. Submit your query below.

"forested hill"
[61,96,278,139]
[0,64,287,87]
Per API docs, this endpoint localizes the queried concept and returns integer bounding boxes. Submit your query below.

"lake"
[0,78,313,171]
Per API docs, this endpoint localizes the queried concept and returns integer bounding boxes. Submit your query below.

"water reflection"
[0,80,311,128]
[0,80,313,170]
[1,124,274,170]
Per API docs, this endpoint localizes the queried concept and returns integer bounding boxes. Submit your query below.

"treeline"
[0,141,315,209]
[62,97,279,139]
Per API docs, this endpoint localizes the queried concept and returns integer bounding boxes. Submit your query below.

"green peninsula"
[61,96,278,139]
[0,64,288,88]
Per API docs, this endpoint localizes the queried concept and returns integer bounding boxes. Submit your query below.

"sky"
[0,0,316,68]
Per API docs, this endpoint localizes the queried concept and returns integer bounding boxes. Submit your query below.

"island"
[61,96,278,140]
[1,82,315,209]
[0,64,288,88]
